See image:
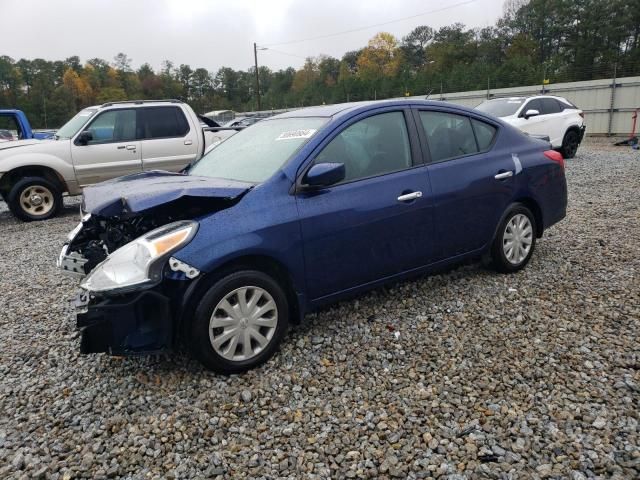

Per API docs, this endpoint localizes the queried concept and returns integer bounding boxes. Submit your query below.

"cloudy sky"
[4,0,505,72]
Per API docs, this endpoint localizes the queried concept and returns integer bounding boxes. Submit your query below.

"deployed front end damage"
[58,171,252,355]
[75,288,174,355]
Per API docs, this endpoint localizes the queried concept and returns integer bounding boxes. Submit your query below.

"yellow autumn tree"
[356,32,403,82]
[62,68,93,108]
[292,58,320,95]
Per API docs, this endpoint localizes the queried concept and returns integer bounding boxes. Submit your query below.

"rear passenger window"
[139,107,190,139]
[419,111,478,162]
[471,118,497,151]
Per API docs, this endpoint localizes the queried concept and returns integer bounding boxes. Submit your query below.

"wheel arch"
[177,254,303,341]
[512,197,544,238]
[0,165,67,196]
[565,124,582,137]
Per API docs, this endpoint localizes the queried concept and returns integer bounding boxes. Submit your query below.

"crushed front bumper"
[76,289,174,355]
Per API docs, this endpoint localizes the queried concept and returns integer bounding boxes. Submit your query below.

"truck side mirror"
[77,131,93,146]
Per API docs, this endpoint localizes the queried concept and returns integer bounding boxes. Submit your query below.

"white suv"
[476,95,585,158]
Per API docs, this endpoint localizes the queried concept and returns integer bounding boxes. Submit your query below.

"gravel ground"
[0,141,638,479]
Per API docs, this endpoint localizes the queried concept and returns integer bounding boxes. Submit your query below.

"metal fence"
[411,76,640,136]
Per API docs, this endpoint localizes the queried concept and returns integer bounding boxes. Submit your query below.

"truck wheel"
[7,176,62,221]
[189,270,289,374]
[560,130,580,159]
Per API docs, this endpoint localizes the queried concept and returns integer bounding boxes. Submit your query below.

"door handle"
[397,191,422,202]
[126,145,136,151]
[184,140,193,145]
[494,171,513,180]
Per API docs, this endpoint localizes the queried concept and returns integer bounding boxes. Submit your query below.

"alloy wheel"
[20,185,54,216]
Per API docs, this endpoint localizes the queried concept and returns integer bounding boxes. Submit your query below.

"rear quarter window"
[471,118,497,151]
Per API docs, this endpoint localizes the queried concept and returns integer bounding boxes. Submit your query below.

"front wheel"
[189,270,289,374]
[560,130,580,159]
[7,176,62,221]
[490,205,537,273]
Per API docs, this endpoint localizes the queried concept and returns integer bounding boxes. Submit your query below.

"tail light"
[579,111,584,119]
[544,150,564,169]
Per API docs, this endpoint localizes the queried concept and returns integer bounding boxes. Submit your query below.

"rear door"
[415,108,514,260]
[71,108,141,186]
[296,109,434,300]
[138,106,199,172]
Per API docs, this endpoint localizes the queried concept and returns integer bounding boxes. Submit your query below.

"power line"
[262,48,308,60]
[262,0,478,48]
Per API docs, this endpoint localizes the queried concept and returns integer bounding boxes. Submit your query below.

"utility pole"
[608,62,618,136]
[253,42,262,111]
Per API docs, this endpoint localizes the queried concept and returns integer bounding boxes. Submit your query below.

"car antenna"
[425,89,434,100]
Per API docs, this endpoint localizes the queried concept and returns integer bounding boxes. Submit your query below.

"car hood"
[0,139,47,151]
[82,170,254,216]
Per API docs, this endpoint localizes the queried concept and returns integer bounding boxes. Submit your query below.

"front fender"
[171,175,306,295]
[0,150,76,192]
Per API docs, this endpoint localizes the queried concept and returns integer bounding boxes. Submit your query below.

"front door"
[296,110,434,300]
[71,108,141,186]
[510,98,548,138]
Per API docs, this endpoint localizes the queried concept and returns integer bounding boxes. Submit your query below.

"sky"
[3,0,506,72]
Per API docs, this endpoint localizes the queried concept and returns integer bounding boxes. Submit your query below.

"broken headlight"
[80,220,198,293]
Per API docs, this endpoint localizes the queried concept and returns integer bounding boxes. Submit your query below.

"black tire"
[7,176,62,222]
[560,129,580,159]
[189,270,289,374]
[490,204,537,273]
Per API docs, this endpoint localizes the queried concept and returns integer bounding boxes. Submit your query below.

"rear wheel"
[560,130,579,159]
[7,176,62,221]
[189,270,289,374]
[490,204,536,273]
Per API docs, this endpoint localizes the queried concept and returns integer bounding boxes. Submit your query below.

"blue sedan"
[59,99,567,373]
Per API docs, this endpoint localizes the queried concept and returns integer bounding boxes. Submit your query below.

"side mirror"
[76,130,93,145]
[303,162,345,188]
[524,109,540,120]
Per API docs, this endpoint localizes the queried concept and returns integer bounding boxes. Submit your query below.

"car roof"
[485,95,567,102]
[87,99,185,110]
[270,99,475,120]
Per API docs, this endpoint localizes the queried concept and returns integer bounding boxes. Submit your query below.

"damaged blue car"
[58,99,567,373]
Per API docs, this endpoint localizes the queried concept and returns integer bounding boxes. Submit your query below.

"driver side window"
[315,111,412,183]
[86,109,136,144]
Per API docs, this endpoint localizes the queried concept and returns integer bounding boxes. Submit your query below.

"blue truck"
[0,110,55,141]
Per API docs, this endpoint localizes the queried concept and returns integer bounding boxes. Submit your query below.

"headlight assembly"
[80,220,198,293]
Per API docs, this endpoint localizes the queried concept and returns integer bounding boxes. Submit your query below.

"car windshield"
[190,117,327,183]
[56,108,98,139]
[476,99,524,117]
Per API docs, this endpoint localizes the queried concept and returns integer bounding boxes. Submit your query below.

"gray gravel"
[0,140,638,479]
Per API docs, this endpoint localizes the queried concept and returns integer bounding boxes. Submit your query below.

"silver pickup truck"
[0,99,236,221]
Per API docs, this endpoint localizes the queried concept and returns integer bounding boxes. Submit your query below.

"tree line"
[1,0,638,128]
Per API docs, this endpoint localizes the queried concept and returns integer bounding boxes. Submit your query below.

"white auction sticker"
[276,129,317,141]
